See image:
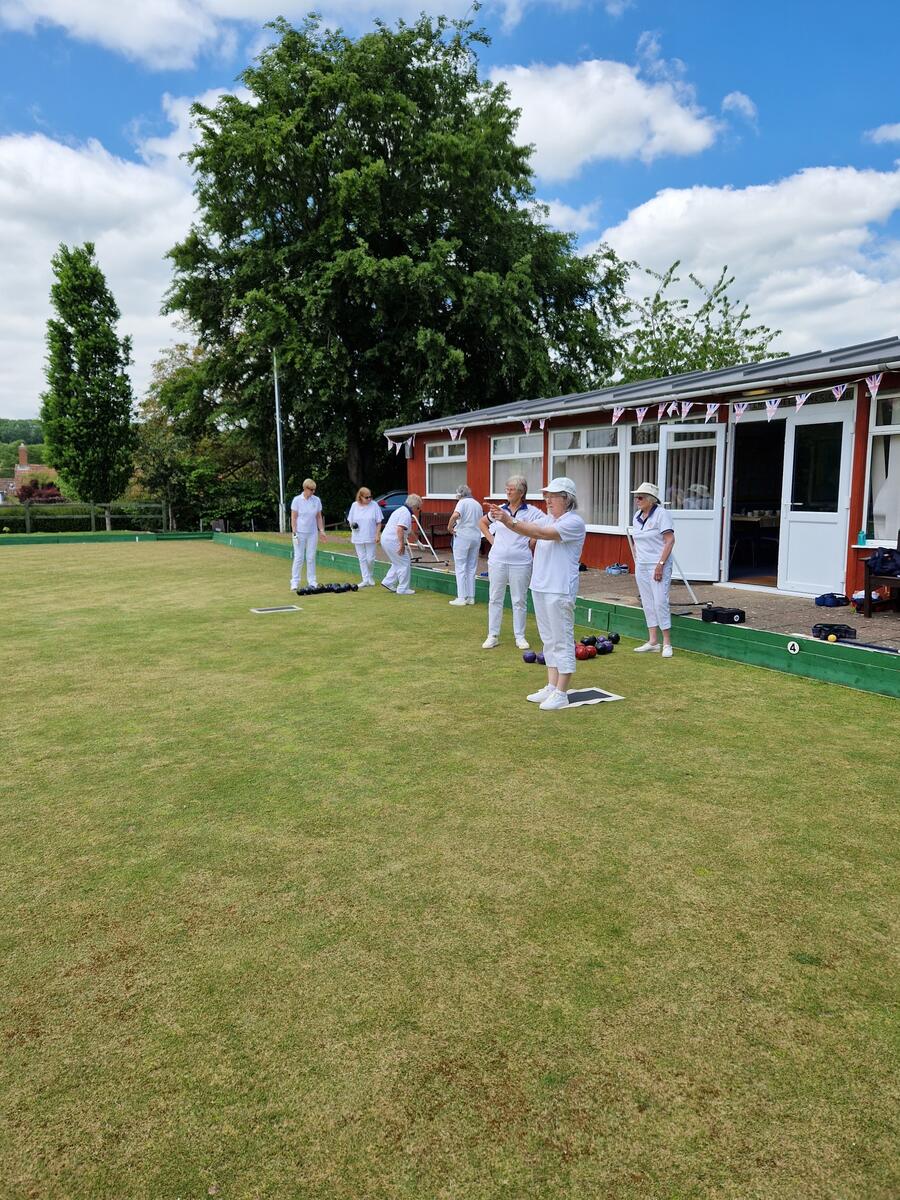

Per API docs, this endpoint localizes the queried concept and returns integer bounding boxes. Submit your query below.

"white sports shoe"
[661,644,674,658]
[527,684,554,703]
[290,583,298,591]
[633,641,661,653]
[397,588,416,595]
[465,598,475,605]
[482,636,500,649]
[539,688,570,711]
[515,637,530,650]
[449,597,467,606]
[380,582,397,592]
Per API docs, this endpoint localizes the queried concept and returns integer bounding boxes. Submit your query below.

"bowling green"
[1,540,897,1200]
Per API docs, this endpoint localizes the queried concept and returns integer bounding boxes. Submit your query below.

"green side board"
[0,531,214,545]
[215,533,900,700]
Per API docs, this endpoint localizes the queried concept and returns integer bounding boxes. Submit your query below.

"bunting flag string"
[635,406,648,426]
[680,401,694,419]
[657,403,667,421]
[831,383,848,401]
[795,393,809,410]
[734,402,750,423]
[704,403,719,424]
[395,439,404,454]
[385,437,396,451]
[765,398,782,422]
[667,401,680,417]
[404,436,413,453]
[866,373,883,400]
[539,417,547,430]
[448,427,464,440]
[611,406,625,425]
[522,419,532,433]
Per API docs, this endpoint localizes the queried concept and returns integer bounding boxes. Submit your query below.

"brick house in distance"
[12,443,59,494]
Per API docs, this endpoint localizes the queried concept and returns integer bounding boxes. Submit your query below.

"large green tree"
[619,262,785,382]
[166,14,627,497]
[40,243,136,503]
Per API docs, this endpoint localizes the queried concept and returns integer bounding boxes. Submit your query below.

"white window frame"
[488,432,545,499]
[425,439,468,499]
[862,389,900,547]
[549,425,622,533]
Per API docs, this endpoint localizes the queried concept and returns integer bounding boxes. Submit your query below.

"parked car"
[372,489,409,520]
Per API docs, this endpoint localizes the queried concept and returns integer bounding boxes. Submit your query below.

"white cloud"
[603,0,634,16]
[0,92,225,417]
[535,198,601,234]
[722,90,757,126]
[596,165,900,353]
[491,52,718,181]
[865,123,900,144]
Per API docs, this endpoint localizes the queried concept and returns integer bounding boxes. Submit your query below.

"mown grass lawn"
[1,541,897,1200]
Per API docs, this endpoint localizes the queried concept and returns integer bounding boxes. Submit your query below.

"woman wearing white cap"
[488,477,586,711]
[447,484,484,606]
[631,482,675,657]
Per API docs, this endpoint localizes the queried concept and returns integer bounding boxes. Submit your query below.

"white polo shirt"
[452,496,484,539]
[382,505,412,548]
[530,510,587,595]
[291,493,322,535]
[488,502,540,567]
[631,504,674,565]
[347,501,382,544]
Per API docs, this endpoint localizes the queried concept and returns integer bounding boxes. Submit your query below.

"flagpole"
[273,350,286,534]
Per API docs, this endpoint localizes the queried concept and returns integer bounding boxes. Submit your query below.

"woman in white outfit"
[347,487,382,586]
[489,477,586,711]
[447,484,484,606]
[290,478,326,591]
[478,475,538,649]
[380,494,422,595]
[631,481,675,658]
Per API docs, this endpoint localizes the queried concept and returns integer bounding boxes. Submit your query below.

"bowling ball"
[536,652,546,665]
[585,645,597,659]
[596,639,613,655]
[609,632,620,644]
[351,584,358,592]
[522,650,537,663]
[575,644,589,660]
[581,635,598,646]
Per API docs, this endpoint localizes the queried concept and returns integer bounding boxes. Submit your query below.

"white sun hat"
[631,481,660,501]
[542,476,577,497]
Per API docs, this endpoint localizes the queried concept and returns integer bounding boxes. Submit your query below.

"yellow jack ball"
[827,634,838,642]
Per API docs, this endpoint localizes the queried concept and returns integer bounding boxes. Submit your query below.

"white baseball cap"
[542,476,577,498]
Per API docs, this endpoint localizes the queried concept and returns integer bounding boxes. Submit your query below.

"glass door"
[658,424,726,581]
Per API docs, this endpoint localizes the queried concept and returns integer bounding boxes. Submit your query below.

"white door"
[777,402,853,594]
[658,423,726,580]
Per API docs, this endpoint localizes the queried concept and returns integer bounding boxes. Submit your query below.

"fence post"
[24,502,31,534]
[90,503,96,533]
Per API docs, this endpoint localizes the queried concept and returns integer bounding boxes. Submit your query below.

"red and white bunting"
[522,419,532,433]
[680,401,694,419]
[765,397,782,422]
[667,401,680,417]
[795,392,809,410]
[611,406,625,425]
[636,406,649,425]
[704,403,719,424]
[734,402,750,423]
[866,373,883,400]
[831,383,848,401]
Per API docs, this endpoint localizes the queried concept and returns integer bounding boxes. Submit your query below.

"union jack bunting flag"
[795,393,809,410]
[734,402,750,423]
[539,418,547,430]
[522,419,532,433]
[704,403,719,423]
[765,398,782,422]
[612,406,625,425]
[667,401,680,417]
[831,383,848,401]
[680,401,694,419]
[866,373,883,400]
[657,403,667,421]
[636,407,648,425]
[448,428,463,440]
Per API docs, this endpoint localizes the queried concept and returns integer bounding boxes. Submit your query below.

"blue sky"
[1,0,899,418]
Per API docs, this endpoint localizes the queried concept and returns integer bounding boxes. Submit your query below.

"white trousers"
[487,561,532,637]
[532,590,576,675]
[354,541,377,584]
[382,541,412,592]
[635,561,673,630]
[291,531,318,587]
[453,532,481,600]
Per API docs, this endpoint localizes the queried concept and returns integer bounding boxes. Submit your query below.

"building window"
[426,440,468,497]
[866,393,900,544]
[551,426,620,529]
[490,433,544,496]
[664,429,718,510]
[628,425,659,508]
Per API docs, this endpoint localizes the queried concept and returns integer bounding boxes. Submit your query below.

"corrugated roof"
[385,335,900,438]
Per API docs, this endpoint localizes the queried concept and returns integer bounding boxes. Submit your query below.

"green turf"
[1,542,897,1200]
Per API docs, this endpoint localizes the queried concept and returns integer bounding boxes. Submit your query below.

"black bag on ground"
[864,548,900,576]
[701,605,746,624]
[812,623,857,641]
[814,592,851,607]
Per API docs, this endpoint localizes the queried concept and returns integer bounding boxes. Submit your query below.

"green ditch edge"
[0,531,214,544]
[216,532,899,699]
